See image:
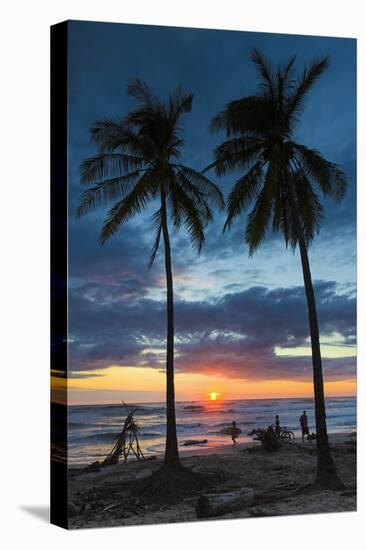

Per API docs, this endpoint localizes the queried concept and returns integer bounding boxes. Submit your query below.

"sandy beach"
[67,432,356,529]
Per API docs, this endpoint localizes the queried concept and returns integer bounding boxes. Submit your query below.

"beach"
[67,432,356,528]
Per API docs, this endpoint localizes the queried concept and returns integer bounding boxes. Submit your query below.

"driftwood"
[102,401,145,467]
[248,427,281,451]
[183,439,208,446]
[83,460,101,473]
[196,488,254,518]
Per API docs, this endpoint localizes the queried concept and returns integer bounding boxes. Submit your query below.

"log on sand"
[196,487,254,518]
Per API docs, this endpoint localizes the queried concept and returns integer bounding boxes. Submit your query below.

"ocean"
[68,396,356,466]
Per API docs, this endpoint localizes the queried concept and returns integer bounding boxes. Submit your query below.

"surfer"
[231,421,239,445]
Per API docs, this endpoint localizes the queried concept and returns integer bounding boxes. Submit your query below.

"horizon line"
[66,394,356,407]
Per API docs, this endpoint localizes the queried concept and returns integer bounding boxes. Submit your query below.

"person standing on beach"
[274,415,281,437]
[300,411,309,442]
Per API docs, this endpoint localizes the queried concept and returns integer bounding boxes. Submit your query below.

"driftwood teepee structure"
[102,401,145,466]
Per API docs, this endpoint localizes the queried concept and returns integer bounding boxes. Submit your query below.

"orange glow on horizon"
[65,365,356,405]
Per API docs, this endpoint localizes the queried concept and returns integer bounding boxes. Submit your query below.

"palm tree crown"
[211,49,346,253]
[77,78,224,260]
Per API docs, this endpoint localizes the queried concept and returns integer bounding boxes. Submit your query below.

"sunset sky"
[59,21,356,405]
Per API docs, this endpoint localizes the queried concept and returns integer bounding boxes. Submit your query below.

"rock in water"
[182,439,208,446]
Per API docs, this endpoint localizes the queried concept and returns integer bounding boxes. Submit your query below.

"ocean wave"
[72,431,123,443]
[183,405,206,412]
[144,422,205,431]
[73,428,168,443]
[67,397,357,465]
[68,422,87,428]
[207,430,232,436]
[211,421,252,429]
[139,432,163,438]
[177,422,207,430]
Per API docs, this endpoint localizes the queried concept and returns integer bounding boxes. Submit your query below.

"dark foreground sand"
[68,433,356,529]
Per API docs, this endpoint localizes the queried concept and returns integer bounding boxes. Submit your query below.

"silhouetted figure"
[231,421,239,445]
[275,415,281,437]
[300,411,309,442]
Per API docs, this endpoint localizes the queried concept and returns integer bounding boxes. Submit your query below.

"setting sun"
[208,391,221,401]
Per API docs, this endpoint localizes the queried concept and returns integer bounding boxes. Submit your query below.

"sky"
[58,20,356,405]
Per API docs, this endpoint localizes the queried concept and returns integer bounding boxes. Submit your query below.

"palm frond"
[174,165,224,210]
[127,78,158,106]
[278,56,296,113]
[293,171,324,246]
[272,182,291,246]
[211,96,274,137]
[224,161,264,231]
[100,171,155,243]
[214,138,263,176]
[168,86,193,124]
[245,157,278,254]
[76,170,143,218]
[89,119,126,152]
[251,49,277,101]
[169,187,183,230]
[245,194,272,255]
[169,182,206,252]
[282,56,296,86]
[80,153,146,184]
[291,142,347,201]
[286,56,329,120]
[174,172,213,225]
[122,126,160,160]
[148,208,162,269]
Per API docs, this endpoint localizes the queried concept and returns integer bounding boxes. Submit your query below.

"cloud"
[68,280,356,382]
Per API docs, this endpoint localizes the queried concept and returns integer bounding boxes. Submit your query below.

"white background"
[0,0,364,548]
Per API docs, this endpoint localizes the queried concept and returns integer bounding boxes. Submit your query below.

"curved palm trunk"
[160,192,181,467]
[297,238,343,488]
[288,180,343,489]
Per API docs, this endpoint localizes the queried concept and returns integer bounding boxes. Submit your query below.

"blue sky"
[65,21,356,401]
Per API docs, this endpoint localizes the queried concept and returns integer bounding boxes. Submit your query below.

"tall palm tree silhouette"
[77,79,224,485]
[210,50,346,489]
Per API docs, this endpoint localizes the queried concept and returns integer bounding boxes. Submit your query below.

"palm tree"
[210,50,346,489]
[77,79,224,490]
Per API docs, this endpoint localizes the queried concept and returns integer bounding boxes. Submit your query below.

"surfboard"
[222,427,242,436]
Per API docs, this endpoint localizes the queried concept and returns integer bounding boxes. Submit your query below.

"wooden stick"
[196,488,254,518]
